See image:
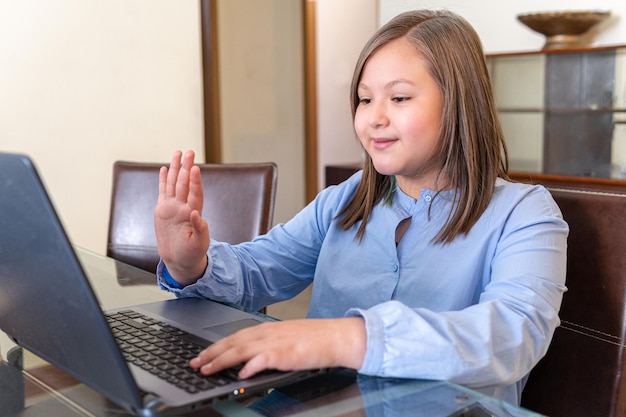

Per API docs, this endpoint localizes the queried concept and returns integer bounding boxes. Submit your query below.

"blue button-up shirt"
[158,172,568,405]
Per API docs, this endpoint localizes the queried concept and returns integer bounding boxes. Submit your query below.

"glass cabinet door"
[487,46,626,180]
[489,54,544,172]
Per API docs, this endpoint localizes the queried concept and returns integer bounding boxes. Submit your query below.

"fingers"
[187,165,204,213]
[165,150,183,199]
[189,321,316,378]
[239,353,274,379]
[174,151,196,203]
[190,326,272,378]
[188,318,367,379]
[163,150,196,201]
[190,337,248,375]
[157,166,168,203]
[189,210,206,233]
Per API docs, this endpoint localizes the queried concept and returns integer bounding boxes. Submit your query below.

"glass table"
[0,248,544,417]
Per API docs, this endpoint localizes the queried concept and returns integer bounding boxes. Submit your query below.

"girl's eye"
[358,98,371,105]
[392,96,410,103]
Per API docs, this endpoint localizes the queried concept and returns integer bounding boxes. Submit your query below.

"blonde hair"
[338,9,509,243]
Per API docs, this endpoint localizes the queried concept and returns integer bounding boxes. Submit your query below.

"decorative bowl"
[517,10,611,49]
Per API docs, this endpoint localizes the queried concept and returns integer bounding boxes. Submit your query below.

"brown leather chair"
[520,187,626,417]
[107,160,278,274]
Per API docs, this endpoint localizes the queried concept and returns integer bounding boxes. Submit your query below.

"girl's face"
[354,37,444,196]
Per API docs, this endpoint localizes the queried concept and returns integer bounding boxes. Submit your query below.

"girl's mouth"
[372,137,397,151]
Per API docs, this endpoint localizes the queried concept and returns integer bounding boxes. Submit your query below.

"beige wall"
[0,1,204,254]
[315,0,378,189]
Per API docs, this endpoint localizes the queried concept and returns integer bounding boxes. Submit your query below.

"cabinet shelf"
[487,45,626,180]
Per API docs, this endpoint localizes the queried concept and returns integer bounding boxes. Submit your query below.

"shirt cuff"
[162,265,184,289]
[346,307,385,375]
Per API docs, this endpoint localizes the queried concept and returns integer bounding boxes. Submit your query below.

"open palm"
[154,150,210,283]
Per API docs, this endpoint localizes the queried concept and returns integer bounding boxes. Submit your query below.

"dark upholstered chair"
[520,187,626,417]
[107,160,278,274]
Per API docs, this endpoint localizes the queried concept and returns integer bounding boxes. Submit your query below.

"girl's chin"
[371,161,399,176]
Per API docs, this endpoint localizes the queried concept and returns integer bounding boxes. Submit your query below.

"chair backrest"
[107,160,278,274]
[520,187,626,417]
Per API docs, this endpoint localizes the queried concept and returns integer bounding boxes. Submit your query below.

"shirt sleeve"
[347,186,568,393]
[157,178,361,311]
[156,231,317,310]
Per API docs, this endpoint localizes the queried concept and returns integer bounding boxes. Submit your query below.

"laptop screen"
[0,153,143,411]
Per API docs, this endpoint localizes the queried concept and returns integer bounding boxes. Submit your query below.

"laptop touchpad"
[204,318,263,337]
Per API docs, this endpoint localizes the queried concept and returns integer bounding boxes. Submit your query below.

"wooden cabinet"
[487,45,626,180]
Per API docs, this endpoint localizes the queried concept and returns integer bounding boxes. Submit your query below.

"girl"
[154,10,568,405]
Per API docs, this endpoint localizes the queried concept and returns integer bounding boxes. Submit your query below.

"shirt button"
[424,195,432,202]
[392,264,399,272]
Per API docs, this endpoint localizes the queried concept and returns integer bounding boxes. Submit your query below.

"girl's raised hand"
[154,150,210,284]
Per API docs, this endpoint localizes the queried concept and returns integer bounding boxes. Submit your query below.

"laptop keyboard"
[106,310,241,394]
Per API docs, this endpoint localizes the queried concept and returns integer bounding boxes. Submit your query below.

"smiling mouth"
[371,138,397,150]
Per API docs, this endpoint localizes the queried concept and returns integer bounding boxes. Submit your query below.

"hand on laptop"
[155,150,210,285]
[190,317,367,378]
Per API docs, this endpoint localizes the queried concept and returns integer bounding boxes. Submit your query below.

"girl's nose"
[369,102,389,127]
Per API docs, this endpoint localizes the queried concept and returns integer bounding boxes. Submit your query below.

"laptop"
[0,152,316,416]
